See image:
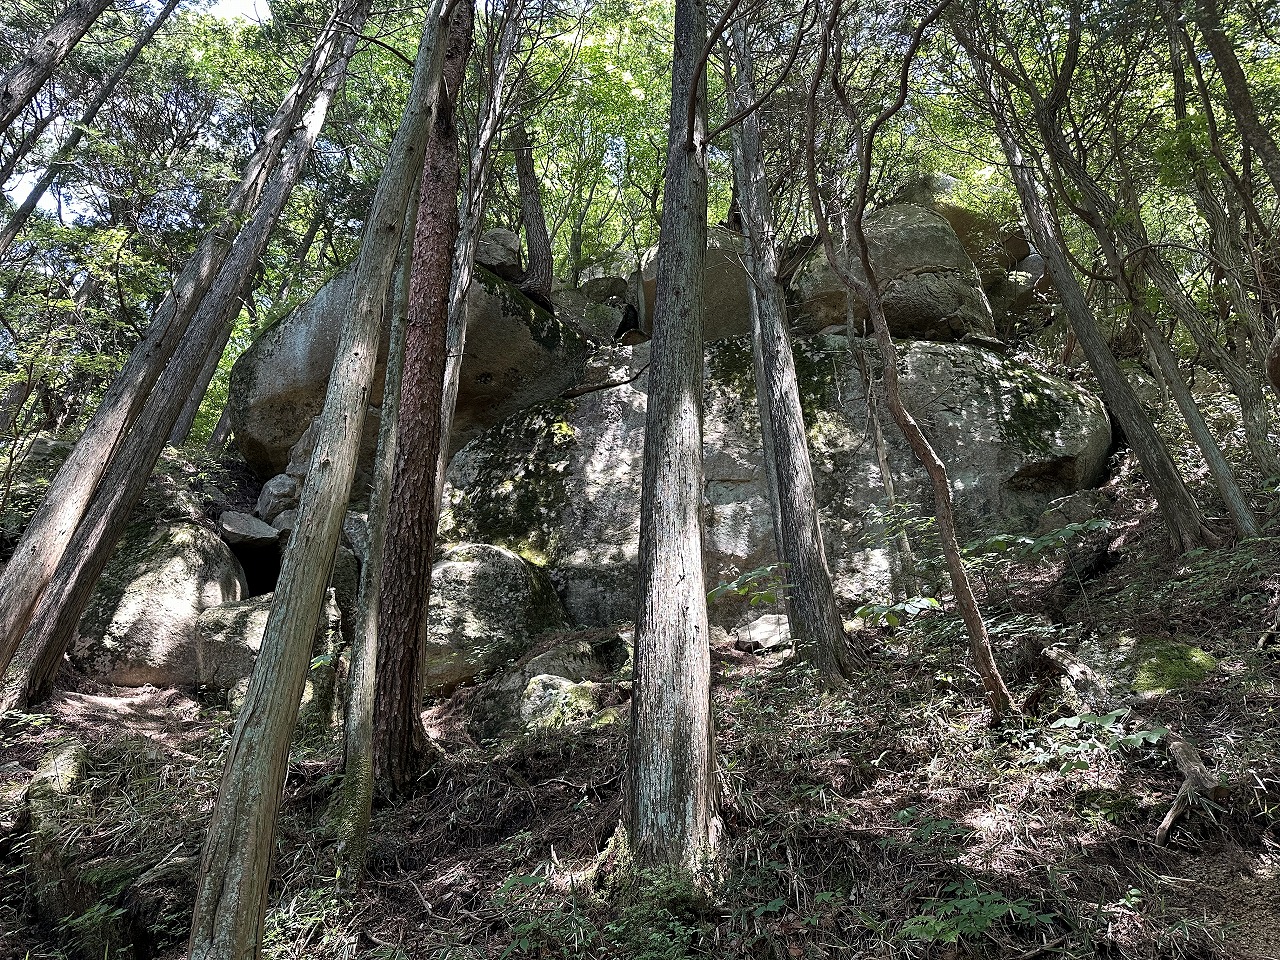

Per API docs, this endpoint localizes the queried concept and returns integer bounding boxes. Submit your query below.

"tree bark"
[805,9,1016,721]
[0,0,115,137]
[0,3,360,677]
[1191,0,1280,197]
[185,2,454,955]
[0,0,182,261]
[334,190,417,885]
[961,42,1215,551]
[0,10,368,713]
[373,0,473,796]
[512,115,554,305]
[626,0,720,873]
[725,21,856,684]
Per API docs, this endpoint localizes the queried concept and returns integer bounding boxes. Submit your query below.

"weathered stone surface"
[69,524,247,687]
[442,336,1110,625]
[519,675,602,731]
[218,511,279,546]
[733,614,792,653]
[790,204,997,341]
[255,473,299,522]
[424,543,570,695]
[639,227,753,341]
[476,227,522,281]
[228,266,589,478]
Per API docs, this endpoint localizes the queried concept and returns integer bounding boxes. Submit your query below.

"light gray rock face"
[476,227,522,281]
[424,543,571,695]
[255,473,299,522]
[195,589,342,691]
[218,511,279,546]
[639,227,753,342]
[442,336,1110,625]
[790,204,997,341]
[734,614,792,653]
[69,523,247,686]
[228,266,589,478]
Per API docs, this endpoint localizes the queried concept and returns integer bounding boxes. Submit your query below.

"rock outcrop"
[68,523,247,687]
[228,265,589,478]
[442,335,1110,626]
[790,204,998,340]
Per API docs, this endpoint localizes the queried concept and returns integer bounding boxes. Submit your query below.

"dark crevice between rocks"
[228,541,280,597]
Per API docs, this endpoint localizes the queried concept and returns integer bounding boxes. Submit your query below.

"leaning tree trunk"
[373,0,473,796]
[1191,0,1280,197]
[805,17,1016,721]
[626,0,720,875]
[964,47,1215,550]
[511,114,554,305]
[0,3,359,676]
[0,15,367,713]
[0,0,115,137]
[184,3,455,953]
[725,21,856,684]
[0,0,182,260]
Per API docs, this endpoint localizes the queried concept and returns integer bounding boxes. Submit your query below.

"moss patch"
[1131,637,1216,693]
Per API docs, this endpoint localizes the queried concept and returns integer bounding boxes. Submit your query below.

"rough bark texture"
[726,22,855,684]
[0,15,366,713]
[185,3,452,955]
[1192,0,1280,197]
[626,0,720,873]
[0,6,357,676]
[0,0,114,136]
[373,0,473,796]
[512,115,554,305]
[971,62,1214,550]
[0,0,181,261]
[335,200,416,884]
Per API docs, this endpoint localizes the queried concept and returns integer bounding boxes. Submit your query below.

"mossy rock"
[1130,638,1216,694]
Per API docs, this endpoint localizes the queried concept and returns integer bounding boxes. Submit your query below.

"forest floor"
[4,461,1280,960]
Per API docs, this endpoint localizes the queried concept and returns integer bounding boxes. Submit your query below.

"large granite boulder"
[441,336,1110,626]
[790,204,998,340]
[228,266,589,478]
[68,523,247,686]
[637,227,753,342]
[424,543,571,695]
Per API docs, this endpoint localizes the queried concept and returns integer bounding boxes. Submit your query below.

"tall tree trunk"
[373,0,473,795]
[0,0,182,260]
[626,0,720,873]
[961,42,1215,550]
[186,3,454,956]
[725,21,855,684]
[0,3,360,677]
[0,13,367,713]
[0,0,115,137]
[1191,0,1280,197]
[334,191,418,884]
[805,12,1016,721]
[511,115,553,304]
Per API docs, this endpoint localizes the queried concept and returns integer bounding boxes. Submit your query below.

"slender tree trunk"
[373,0,472,795]
[725,22,855,684]
[626,0,720,873]
[512,115,554,304]
[805,16,1016,721]
[186,3,454,956]
[0,0,182,260]
[962,44,1215,550]
[0,5,359,676]
[1191,0,1280,197]
[0,0,115,137]
[334,189,418,884]
[0,15,367,713]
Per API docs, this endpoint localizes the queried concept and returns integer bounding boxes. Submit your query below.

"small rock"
[734,614,792,654]
[271,509,297,534]
[476,227,523,281]
[255,474,299,523]
[219,511,280,546]
[520,675,602,730]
